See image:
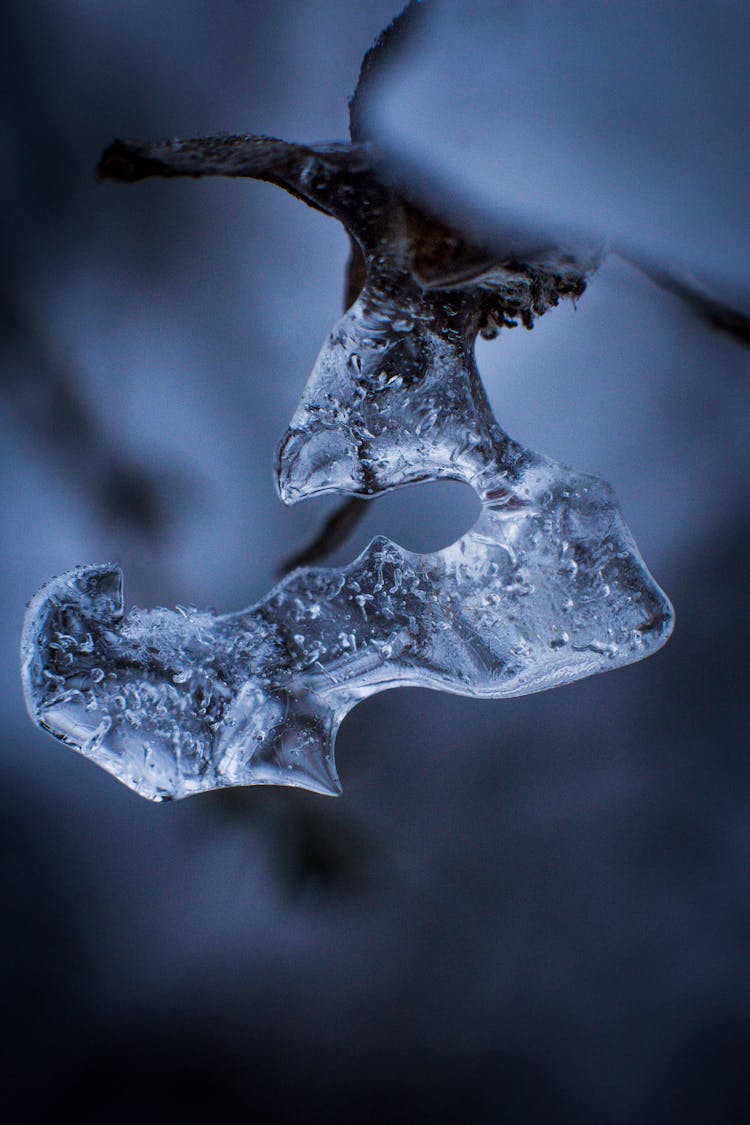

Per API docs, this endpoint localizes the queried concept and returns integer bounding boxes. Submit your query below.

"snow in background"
[368,0,750,290]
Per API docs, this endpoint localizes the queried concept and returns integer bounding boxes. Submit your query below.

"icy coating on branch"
[21,129,673,800]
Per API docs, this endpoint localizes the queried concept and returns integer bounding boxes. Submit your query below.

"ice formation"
[21,127,674,800]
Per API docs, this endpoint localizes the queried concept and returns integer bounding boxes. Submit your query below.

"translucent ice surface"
[22,125,673,800]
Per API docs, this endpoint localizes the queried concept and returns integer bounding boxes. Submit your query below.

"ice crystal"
[21,123,673,800]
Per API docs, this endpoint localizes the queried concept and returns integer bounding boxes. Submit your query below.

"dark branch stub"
[279,497,369,575]
[99,133,594,328]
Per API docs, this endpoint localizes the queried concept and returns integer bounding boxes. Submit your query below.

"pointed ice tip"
[236,707,343,796]
[272,741,343,798]
[295,758,343,798]
[275,423,364,505]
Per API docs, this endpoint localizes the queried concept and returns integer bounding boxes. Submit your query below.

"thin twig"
[619,251,750,347]
[278,497,369,575]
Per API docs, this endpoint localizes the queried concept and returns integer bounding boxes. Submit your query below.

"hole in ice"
[321,479,480,565]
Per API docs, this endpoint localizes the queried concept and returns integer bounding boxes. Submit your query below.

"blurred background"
[2,2,749,1121]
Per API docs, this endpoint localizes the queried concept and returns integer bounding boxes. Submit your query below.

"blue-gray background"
[2,3,748,1121]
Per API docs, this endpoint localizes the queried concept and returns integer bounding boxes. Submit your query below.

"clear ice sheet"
[21,133,674,801]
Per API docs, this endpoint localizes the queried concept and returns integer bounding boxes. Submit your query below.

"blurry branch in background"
[279,497,369,574]
[0,284,185,538]
[619,253,750,348]
[210,786,379,896]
